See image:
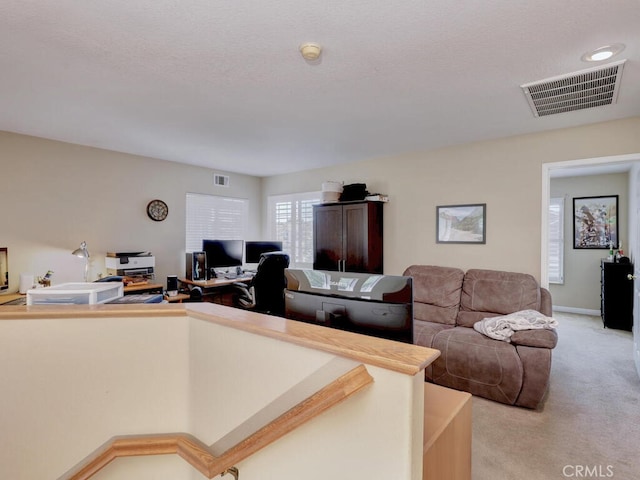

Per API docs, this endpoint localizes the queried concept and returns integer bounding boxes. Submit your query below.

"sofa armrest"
[511,328,558,349]
[540,288,553,317]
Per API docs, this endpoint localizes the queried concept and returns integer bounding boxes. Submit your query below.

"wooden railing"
[59,360,373,480]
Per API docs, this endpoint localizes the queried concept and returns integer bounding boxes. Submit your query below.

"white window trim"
[185,193,249,253]
[268,191,321,269]
[548,196,565,284]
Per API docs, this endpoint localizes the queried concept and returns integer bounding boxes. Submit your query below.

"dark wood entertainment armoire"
[313,201,383,274]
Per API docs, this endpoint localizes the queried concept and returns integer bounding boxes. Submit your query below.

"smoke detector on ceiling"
[299,43,322,61]
[521,60,626,117]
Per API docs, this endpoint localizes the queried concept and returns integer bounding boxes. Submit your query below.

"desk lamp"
[72,241,90,282]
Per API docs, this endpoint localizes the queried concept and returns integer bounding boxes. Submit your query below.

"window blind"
[548,197,565,284]
[185,193,248,253]
[268,191,321,268]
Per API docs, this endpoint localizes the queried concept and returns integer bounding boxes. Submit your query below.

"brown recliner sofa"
[403,265,557,409]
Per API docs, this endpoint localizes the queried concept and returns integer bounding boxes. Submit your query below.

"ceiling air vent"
[213,173,230,187]
[521,60,625,117]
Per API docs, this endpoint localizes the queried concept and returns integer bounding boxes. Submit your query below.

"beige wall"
[2,117,640,292]
[550,174,629,311]
[262,117,640,281]
[0,310,425,479]
[187,316,424,480]
[0,131,261,288]
[0,315,192,478]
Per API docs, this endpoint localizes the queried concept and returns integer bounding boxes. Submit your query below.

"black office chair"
[187,285,203,302]
[233,252,290,316]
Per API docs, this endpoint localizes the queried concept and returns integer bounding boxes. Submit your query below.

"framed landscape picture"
[436,203,486,244]
[573,195,618,249]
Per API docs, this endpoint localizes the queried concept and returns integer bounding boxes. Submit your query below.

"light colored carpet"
[472,312,640,480]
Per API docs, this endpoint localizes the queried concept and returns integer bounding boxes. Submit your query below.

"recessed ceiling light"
[581,43,625,62]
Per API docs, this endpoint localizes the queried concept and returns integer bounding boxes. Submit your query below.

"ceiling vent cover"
[521,60,625,117]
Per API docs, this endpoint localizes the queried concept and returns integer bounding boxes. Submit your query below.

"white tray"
[27,282,124,305]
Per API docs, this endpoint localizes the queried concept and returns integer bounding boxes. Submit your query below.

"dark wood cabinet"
[600,259,634,331]
[313,201,383,273]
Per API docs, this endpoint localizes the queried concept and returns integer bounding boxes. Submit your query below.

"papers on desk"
[107,294,164,304]
[223,273,254,280]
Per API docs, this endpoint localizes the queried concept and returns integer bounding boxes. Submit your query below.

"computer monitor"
[284,269,413,344]
[245,241,284,264]
[202,239,244,270]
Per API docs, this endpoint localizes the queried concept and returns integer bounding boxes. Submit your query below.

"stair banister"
[59,359,373,480]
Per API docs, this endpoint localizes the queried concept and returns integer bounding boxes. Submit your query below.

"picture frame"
[0,247,7,290]
[573,195,618,249]
[436,203,486,244]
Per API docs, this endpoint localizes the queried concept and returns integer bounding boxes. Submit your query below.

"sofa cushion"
[403,265,464,325]
[413,319,454,348]
[431,327,523,405]
[413,320,454,381]
[457,269,541,327]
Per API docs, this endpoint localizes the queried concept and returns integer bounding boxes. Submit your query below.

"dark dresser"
[600,259,634,331]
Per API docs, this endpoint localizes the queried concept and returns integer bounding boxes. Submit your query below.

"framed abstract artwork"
[436,203,486,244]
[573,195,618,249]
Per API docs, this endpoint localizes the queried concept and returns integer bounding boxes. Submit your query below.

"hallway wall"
[549,173,629,312]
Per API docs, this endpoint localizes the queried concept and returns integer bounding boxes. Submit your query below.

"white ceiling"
[1,0,639,177]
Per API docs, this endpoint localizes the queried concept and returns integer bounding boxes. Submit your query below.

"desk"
[179,276,252,305]
[179,276,252,288]
[124,283,164,295]
[0,293,26,305]
[165,293,190,303]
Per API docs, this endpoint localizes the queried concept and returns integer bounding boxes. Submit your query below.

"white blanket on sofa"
[473,309,558,342]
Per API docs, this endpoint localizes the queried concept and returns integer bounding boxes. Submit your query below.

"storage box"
[26,282,124,305]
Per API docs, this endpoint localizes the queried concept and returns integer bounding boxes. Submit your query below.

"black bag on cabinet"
[339,183,369,201]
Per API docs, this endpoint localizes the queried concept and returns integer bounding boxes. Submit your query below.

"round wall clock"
[146,199,169,221]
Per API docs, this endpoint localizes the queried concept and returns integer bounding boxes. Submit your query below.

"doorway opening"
[541,152,640,379]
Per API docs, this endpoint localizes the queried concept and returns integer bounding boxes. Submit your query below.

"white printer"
[105,252,155,279]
